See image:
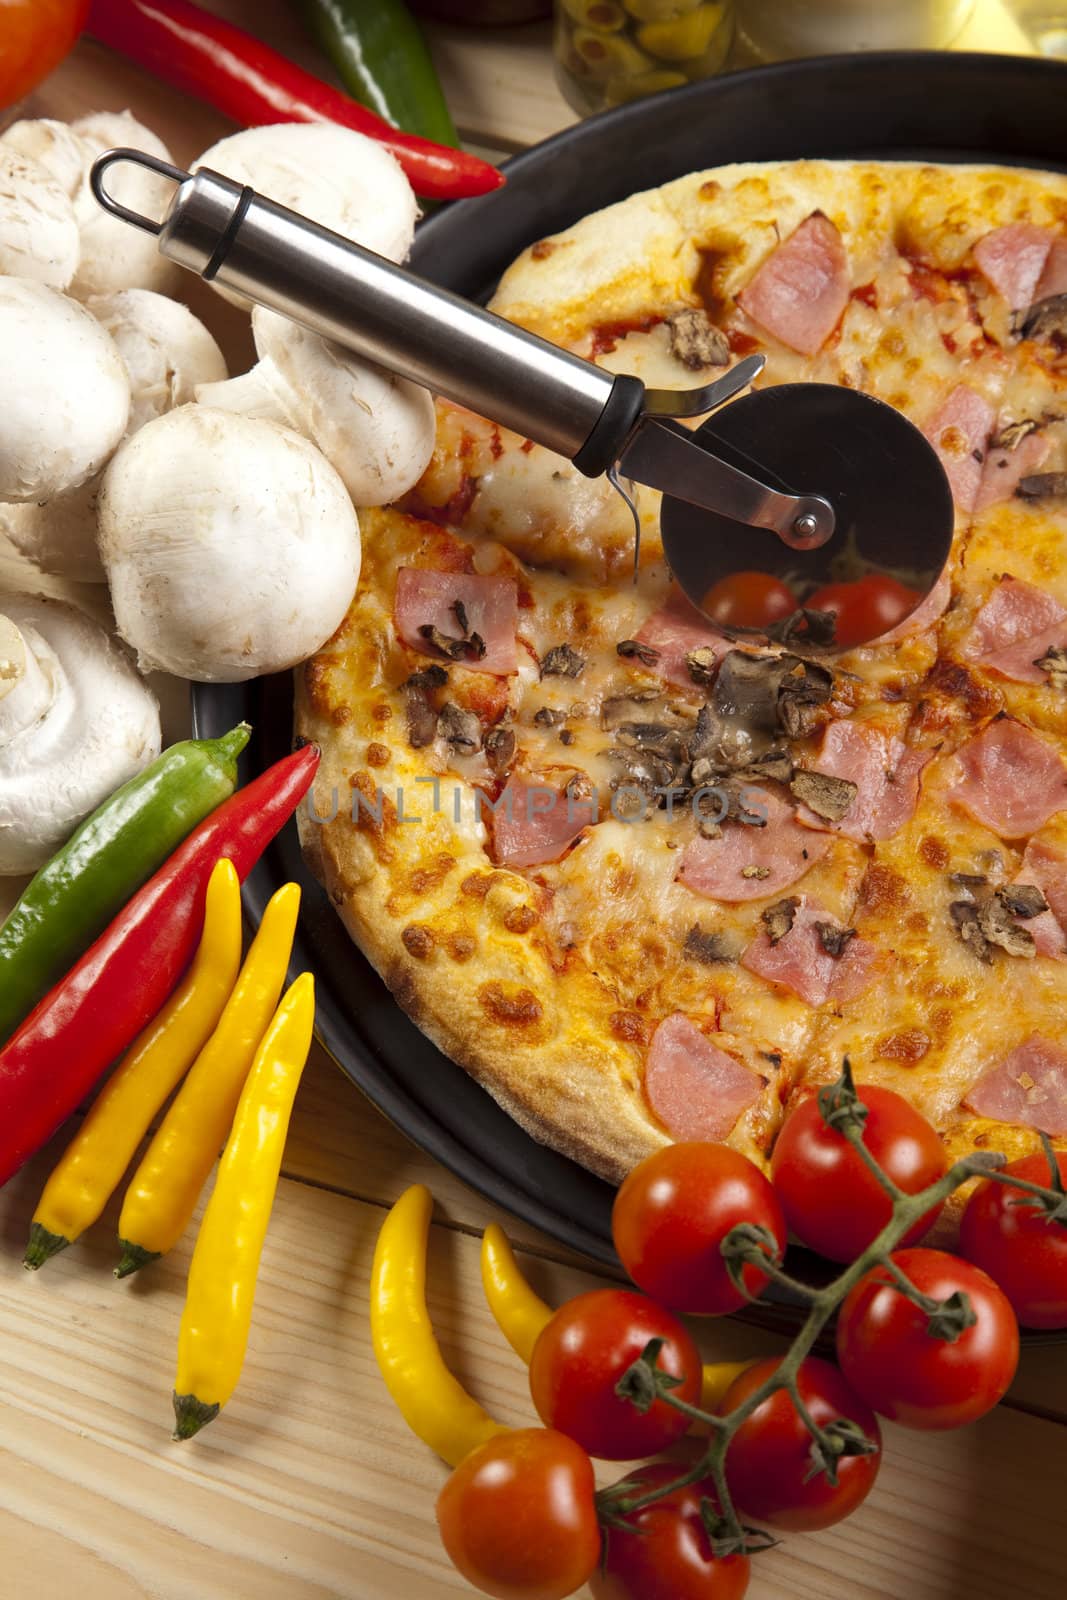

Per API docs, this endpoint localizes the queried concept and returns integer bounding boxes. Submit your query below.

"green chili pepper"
[0,724,251,1047]
[297,0,460,150]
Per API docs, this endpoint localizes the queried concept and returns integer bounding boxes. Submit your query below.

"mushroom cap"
[243,307,436,505]
[90,288,228,432]
[0,280,130,502]
[98,405,362,682]
[0,146,79,289]
[0,593,161,875]
[0,118,87,195]
[193,123,418,307]
[0,482,106,584]
[0,290,227,582]
[4,112,179,299]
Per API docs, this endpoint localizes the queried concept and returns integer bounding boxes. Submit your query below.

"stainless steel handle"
[91,151,622,462]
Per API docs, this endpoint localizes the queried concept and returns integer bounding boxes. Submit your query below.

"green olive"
[605,66,689,103]
[636,2,727,59]
[572,26,653,77]
[561,0,627,28]
[622,0,704,19]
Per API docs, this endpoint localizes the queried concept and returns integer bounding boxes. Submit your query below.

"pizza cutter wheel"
[90,148,954,651]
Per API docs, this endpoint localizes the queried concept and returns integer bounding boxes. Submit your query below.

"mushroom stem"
[194,367,286,424]
[0,613,53,740]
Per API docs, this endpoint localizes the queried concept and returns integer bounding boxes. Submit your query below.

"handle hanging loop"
[89,148,189,236]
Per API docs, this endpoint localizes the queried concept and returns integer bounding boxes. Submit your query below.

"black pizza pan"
[192,50,1067,1335]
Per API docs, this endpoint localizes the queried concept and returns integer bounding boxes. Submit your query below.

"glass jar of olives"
[554,0,735,115]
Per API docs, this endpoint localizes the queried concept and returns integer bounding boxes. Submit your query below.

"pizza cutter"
[90,149,953,650]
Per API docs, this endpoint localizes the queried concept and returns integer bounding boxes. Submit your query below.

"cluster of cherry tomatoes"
[437,1081,1066,1600]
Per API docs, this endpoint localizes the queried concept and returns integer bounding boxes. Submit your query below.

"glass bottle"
[554,0,736,116]
[736,0,975,59]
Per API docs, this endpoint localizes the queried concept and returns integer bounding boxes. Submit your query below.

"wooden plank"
[1,1146,1065,1600]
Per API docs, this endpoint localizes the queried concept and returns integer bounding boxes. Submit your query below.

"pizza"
[295,157,1067,1217]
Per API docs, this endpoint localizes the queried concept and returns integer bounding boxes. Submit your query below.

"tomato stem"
[608,1074,1051,1557]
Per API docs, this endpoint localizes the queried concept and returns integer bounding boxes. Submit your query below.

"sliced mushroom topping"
[484,724,516,776]
[600,690,673,730]
[814,922,857,957]
[777,657,836,739]
[1019,293,1067,343]
[608,747,676,793]
[790,768,859,822]
[533,706,568,726]
[617,638,661,667]
[714,650,834,744]
[764,608,838,649]
[417,621,488,662]
[666,307,730,371]
[403,664,449,692]
[714,651,783,730]
[737,750,795,785]
[1035,645,1067,690]
[565,771,595,803]
[949,871,990,891]
[452,598,469,634]
[690,701,721,759]
[401,663,447,748]
[948,877,1049,962]
[437,701,481,754]
[540,643,586,678]
[686,645,720,686]
[1000,883,1049,919]
[762,896,799,946]
[683,923,741,964]
[1016,472,1067,501]
[559,728,575,746]
[991,417,1043,450]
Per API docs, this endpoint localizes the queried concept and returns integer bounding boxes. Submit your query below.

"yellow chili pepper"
[481,1224,553,1363]
[372,1185,507,1468]
[116,880,301,1278]
[172,971,315,1440]
[24,859,243,1270]
[480,1221,759,1425]
[699,1358,761,1415]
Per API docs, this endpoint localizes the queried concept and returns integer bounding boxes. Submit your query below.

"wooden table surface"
[2,6,1066,1597]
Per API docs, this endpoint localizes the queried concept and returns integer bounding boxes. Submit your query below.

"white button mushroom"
[0,482,105,585]
[191,123,419,308]
[196,307,435,506]
[0,280,130,503]
[0,147,79,289]
[0,593,161,875]
[98,405,362,682]
[1,111,179,299]
[0,288,227,581]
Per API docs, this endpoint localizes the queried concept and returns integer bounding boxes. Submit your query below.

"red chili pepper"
[87,0,504,202]
[0,743,319,1190]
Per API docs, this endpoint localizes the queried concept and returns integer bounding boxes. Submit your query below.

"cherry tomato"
[770,1086,947,1263]
[702,571,798,630]
[436,1428,600,1600]
[591,1463,750,1600]
[613,1143,787,1315]
[529,1288,702,1460]
[959,1150,1067,1330]
[719,1357,882,1532]
[806,575,920,649]
[0,0,88,109]
[836,1247,1020,1430]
